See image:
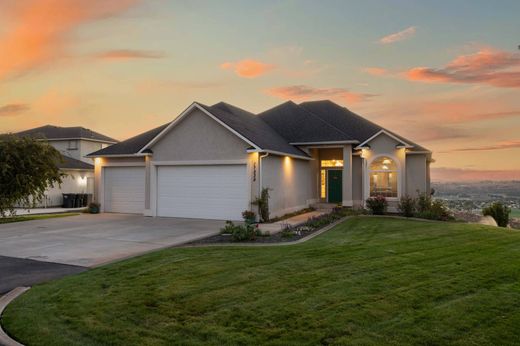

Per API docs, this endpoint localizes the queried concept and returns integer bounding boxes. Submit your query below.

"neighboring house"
[87,100,433,220]
[16,125,118,207]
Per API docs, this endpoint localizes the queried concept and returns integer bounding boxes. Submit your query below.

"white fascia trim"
[138,102,262,154]
[355,130,413,150]
[152,159,247,166]
[39,138,118,144]
[85,153,150,158]
[290,140,359,145]
[246,148,313,161]
[59,168,94,171]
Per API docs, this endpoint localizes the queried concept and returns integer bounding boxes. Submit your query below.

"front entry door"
[327,170,342,203]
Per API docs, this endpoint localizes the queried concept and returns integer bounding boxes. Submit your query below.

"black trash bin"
[62,193,72,208]
[74,194,81,208]
[81,194,88,207]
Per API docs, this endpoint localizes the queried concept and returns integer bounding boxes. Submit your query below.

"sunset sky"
[0,0,519,181]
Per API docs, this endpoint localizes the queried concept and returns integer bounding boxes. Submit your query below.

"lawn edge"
[0,287,30,346]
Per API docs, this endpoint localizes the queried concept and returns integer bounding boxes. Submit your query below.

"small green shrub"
[483,202,510,227]
[366,195,388,215]
[416,192,432,213]
[88,202,100,214]
[242,210,256,225]
[253,188,271,222]
[220,221,258,241]
[416,200,453,221]
[398,195,416,217]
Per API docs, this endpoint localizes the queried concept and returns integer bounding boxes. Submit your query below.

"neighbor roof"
[16,125,117,143]
[58,155,94,170]
[86,100,430,158]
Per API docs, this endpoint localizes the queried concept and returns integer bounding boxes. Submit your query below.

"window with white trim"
[369,156,398,198]
[68,140,78,150]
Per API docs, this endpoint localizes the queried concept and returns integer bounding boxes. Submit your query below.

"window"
[320,169,326,198]
[321,159,343,167]
[369,156,398,198]
[68,140,78,150]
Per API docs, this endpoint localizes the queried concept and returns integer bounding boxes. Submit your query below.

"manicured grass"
[0,212,80,224]
[4,217,520,345]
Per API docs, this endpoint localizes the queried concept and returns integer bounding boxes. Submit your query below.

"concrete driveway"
[0,214,223,267]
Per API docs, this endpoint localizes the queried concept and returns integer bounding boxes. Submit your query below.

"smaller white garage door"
[157,165,248,220]
[104,167,145,214]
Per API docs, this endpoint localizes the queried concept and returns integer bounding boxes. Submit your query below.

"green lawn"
[4,217,520,345]
[0,212,80,224]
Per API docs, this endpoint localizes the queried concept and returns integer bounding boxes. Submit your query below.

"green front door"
[327,170,342,203]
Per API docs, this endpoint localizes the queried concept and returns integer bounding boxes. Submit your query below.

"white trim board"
[152,159,247,166]
[355,130,413,150]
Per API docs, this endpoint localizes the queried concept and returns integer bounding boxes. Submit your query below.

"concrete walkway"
[258,211,324,235]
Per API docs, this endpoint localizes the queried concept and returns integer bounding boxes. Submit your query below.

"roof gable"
[355,130,412,149]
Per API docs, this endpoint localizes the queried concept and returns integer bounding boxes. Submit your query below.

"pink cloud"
[0,103,30,117]
[95,49,165,60]
[404,48,520,88]
[0,0,139,81]
[379,26,416,44]
[440,140,520,153]
[363,67,388,76]
[432,167,520,182]
[220,59,275,78]
[266,85,377,104]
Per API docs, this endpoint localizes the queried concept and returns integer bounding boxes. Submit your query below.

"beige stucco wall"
[261,154,315,218]
[80,140,105,163]
[352,155,363,206]
[151,109,250,162]
[48,139,105,164]
[405,154,429,197]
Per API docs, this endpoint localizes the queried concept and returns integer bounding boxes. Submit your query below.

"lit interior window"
[320,170,326,198]
[369,157,398,197]
[321,159,344,167]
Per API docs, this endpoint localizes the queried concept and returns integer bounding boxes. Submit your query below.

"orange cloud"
[404,48,520,88]
[95,49,165,60]
[220,59,275,78]
[440,140,520,153]
[266,85,377,104]
[0,103,30,117]
[379,26,416,44]
[432,167,520,182]
[0,0,138,81]
[363,67,388,76]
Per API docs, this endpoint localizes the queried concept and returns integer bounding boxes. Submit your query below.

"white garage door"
[104,167,145,214]
[157,165,248,220]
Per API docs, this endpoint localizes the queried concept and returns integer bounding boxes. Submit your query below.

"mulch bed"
[186,224,323,245]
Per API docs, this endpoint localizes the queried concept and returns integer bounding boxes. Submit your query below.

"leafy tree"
[0,134,63,216]
[483,202,510,227]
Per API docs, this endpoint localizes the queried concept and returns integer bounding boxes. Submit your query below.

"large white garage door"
[157,165,248,220]
[104,167,145,214]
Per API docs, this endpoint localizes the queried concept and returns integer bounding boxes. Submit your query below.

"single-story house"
[87,100,433,220]
[16,125,117,207]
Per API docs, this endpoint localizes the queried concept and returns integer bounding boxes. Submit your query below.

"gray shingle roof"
[87,123,169,157]
[199,102,309,157]
[299,100,430,152]
[16,125,117,143]
[258,101,356,143]
[58,155,94,170]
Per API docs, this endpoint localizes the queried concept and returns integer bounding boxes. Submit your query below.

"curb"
[0,287,29,346]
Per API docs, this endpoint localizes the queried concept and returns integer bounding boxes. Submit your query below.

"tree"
[0,134,63,216]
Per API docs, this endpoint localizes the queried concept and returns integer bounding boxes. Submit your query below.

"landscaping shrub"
[483,202,510,227]
[253,188,271,222]
[398,195,416,217]
[220,221,260,241]
[88,202,100,214]
[242,210,256,225]
[366,195,388,215]
[416,200,453,221]
[416,192,432,213]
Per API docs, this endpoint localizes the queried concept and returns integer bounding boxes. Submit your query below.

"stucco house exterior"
[87,100,433,220]
[16,125,117,207]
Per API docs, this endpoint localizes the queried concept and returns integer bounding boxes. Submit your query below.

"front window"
[369,157,398,198]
